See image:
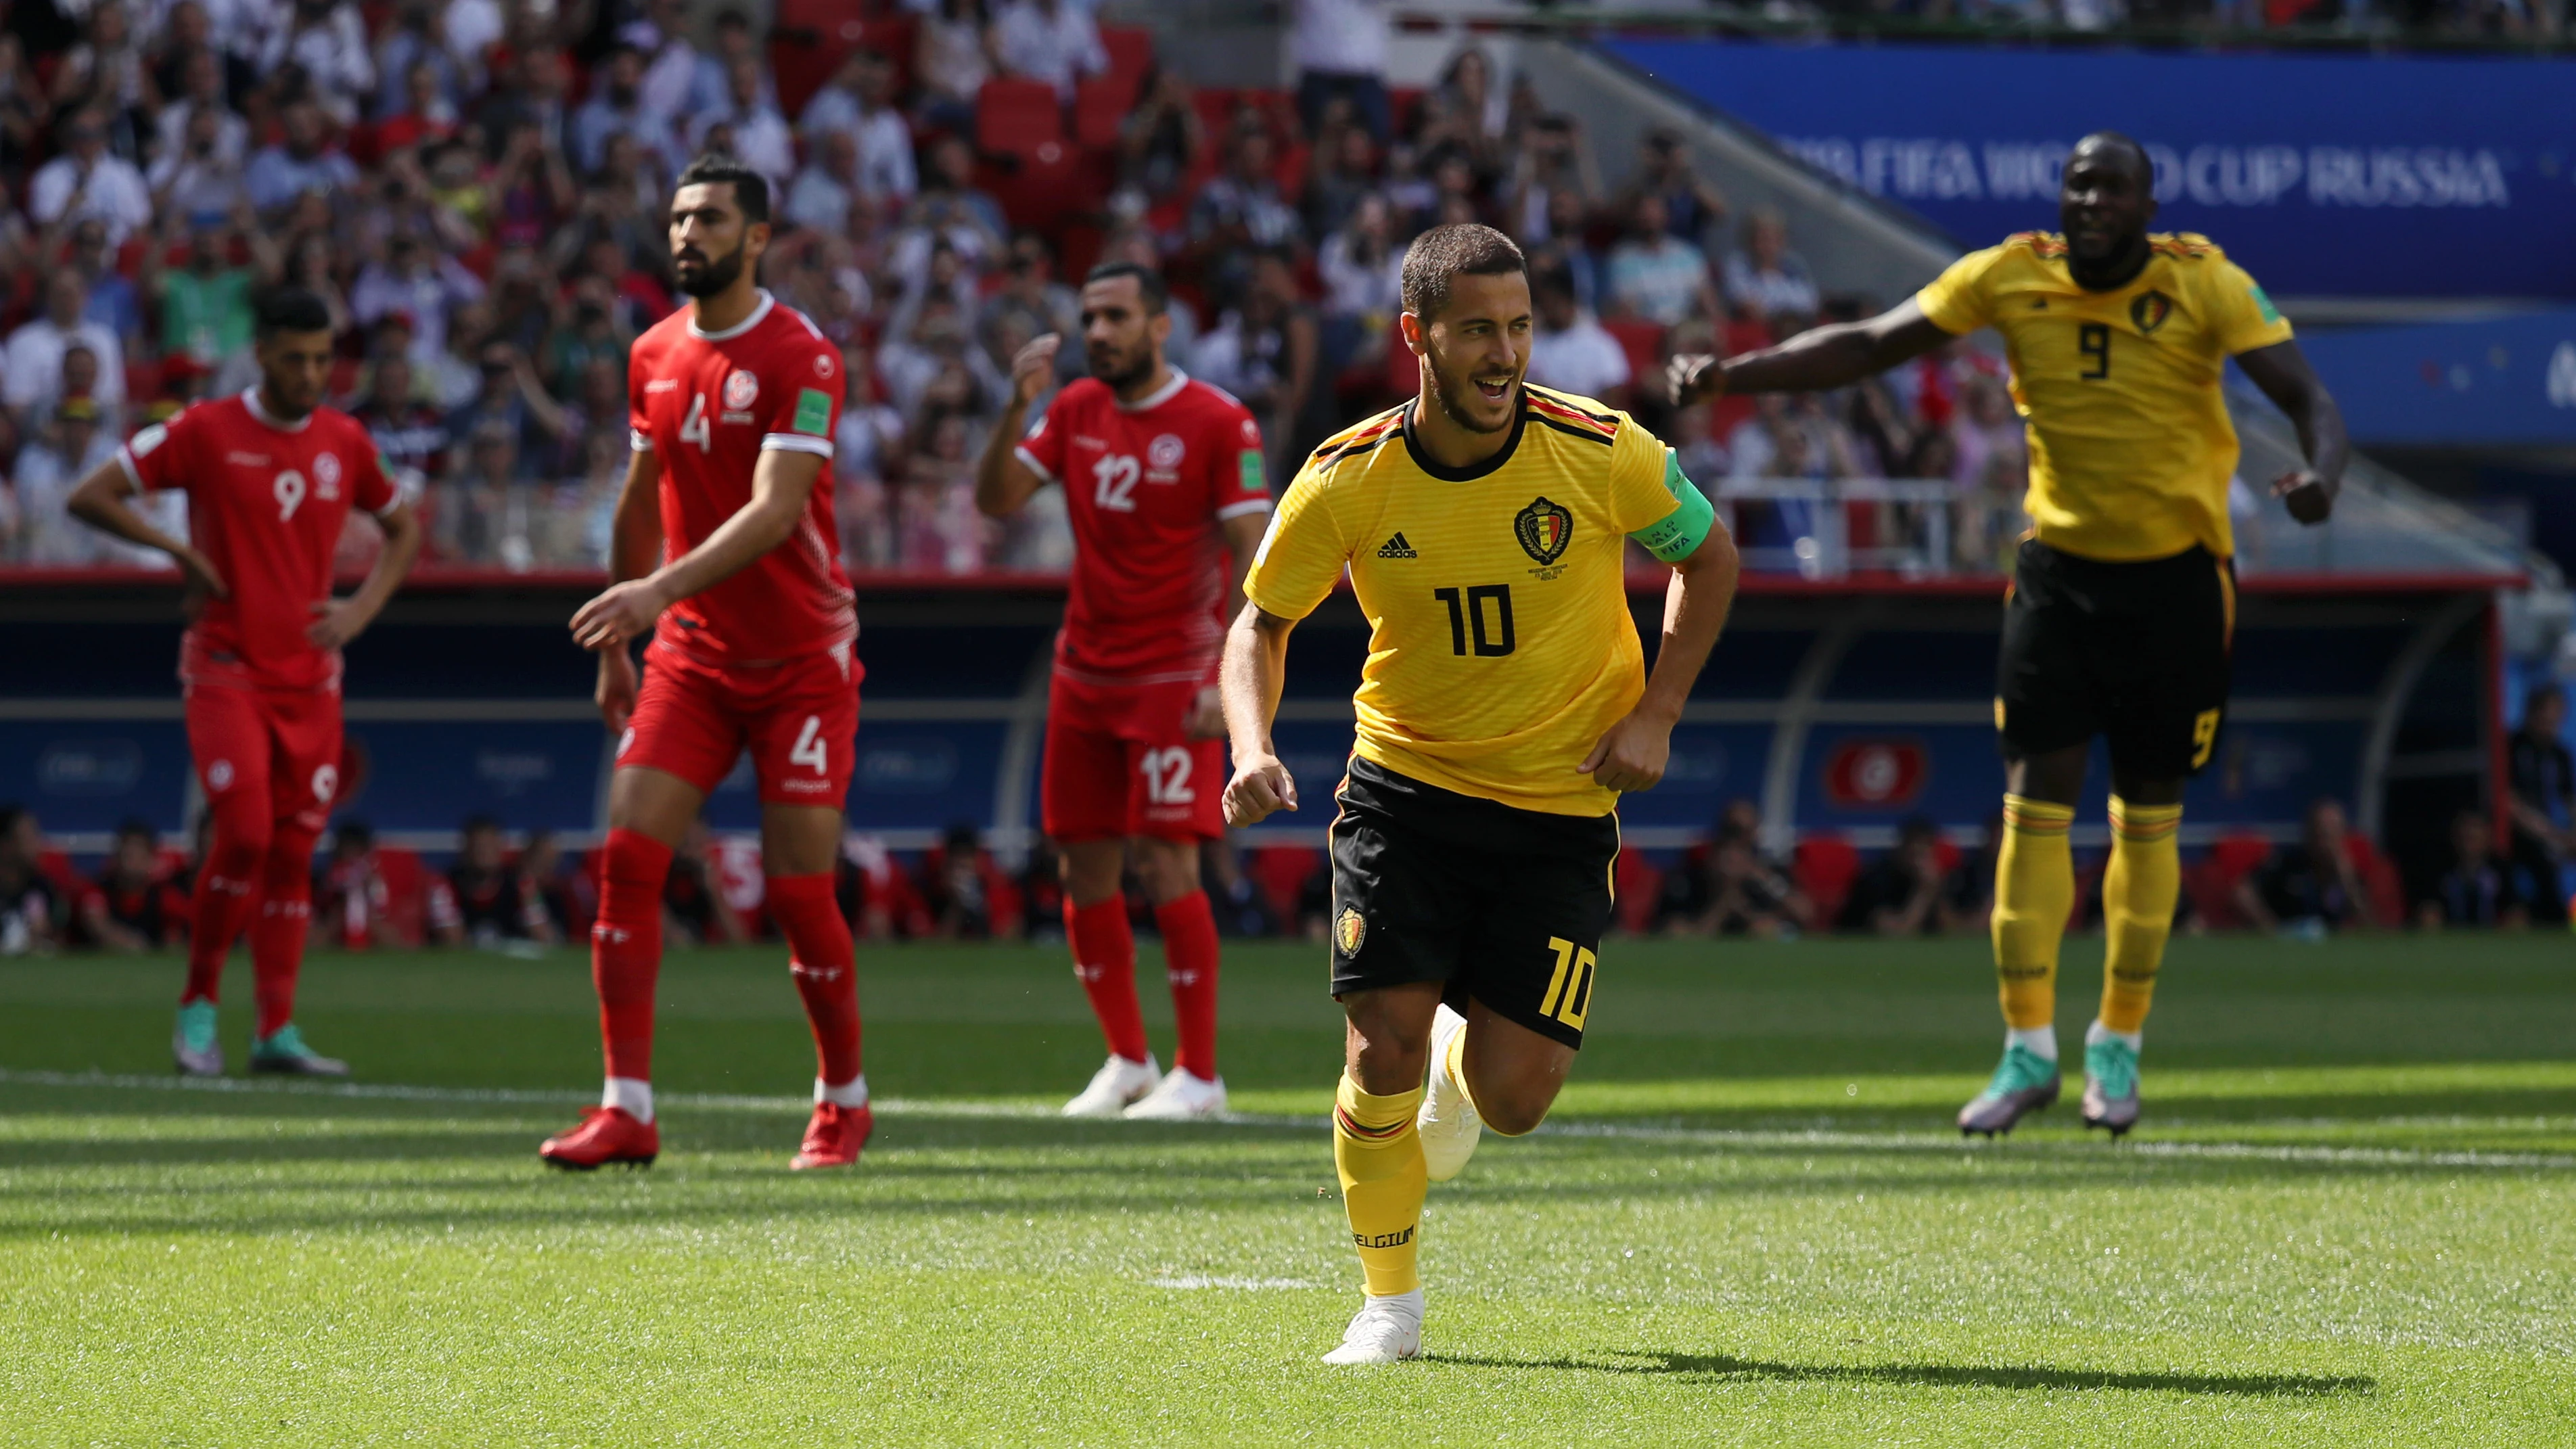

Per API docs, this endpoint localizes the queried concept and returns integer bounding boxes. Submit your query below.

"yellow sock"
[2100,798,2182,1034]
[1333,1072,1427,1297]
[1992,795,2075,1030]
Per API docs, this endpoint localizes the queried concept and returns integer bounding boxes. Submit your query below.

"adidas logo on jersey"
[1377,533,1417,559]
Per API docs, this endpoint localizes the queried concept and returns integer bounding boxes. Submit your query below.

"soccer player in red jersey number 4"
[541,156,867,1172]
[66,288,426,1078]
[973,262,1273,1121]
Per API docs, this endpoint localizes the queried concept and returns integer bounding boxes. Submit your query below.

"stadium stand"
[0,0,2559,954]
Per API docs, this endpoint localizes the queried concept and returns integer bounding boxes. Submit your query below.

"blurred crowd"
[12,676,2568,956]
[0,0,2046,579]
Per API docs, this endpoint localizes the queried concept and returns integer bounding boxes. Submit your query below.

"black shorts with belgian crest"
[1326,756,1617,1050]
[1996,538,2236,779]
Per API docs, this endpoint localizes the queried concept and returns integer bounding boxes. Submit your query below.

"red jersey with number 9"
[1013,370,1269,685]
[627,290,851,666]
[119,388,400,693]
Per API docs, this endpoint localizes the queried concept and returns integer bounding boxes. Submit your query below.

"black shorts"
[1996,539,2236,779]
[1327,756,1618,1051]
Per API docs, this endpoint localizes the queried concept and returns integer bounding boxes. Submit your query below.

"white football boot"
[1417,1003,1482,1182]
[1321,1289,1424,1365]
[1061,1053,1160,1118]
[1123,1066,1228,1120]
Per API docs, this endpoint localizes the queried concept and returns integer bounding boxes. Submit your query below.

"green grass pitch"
[4,932,2573,1445]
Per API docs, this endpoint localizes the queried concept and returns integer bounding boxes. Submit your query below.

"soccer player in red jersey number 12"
[973,262,1273,1120]
[66,287,426,1078]
[540,156,865,1171]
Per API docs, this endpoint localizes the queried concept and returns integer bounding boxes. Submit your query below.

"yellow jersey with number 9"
[1914,231,2293,563]
[1244,385,1683,817]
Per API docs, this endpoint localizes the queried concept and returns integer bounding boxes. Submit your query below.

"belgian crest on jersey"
[1333,908,1366,956]
[2130,290,2173,336]
[1514,496,1573,566]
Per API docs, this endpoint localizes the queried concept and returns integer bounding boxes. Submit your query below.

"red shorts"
[184,682,343,834]
[1041,672,1226,843]
[620,641,863,808]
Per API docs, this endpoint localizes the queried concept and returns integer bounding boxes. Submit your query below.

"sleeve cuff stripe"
[114,449,141,490]
[761,434,835,457]
[630,429,653,452]
[1215,499,1273,519]
[1013,445,1055,484]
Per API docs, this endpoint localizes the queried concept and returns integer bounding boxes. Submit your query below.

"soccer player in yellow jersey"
[1220,224,1741,1364]
[1672,132,2349,1139]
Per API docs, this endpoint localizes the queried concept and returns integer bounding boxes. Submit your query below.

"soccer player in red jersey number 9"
[66,288,426,1079]
[540,156,866,1172]
[973,262,1273,1120]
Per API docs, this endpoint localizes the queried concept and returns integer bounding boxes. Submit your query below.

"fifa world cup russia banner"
[1601,38,2576,299]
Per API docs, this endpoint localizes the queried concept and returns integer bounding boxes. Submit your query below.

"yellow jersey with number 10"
[1914,231,2294,563]
[1244,385,1683,818]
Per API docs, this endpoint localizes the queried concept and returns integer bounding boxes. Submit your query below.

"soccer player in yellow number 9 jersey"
[1221,225,1742,1364]
[1671,132,2349,1141]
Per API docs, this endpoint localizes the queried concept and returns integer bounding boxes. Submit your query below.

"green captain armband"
[1628,448,1716,564]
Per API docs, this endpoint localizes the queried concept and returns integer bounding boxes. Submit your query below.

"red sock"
[1067,894,1149,1064]
[768,873,862,1087]
[592,829,674,1082]
[1155,890,1221,1081]
[181,821,268,1005]
[250,825,319,1038]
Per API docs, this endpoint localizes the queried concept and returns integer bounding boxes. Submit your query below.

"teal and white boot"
[248,1024,349,1078]
[172,1001,223,1077]
[2081,1023,2142,1136]
[1957,1036,2061,1138]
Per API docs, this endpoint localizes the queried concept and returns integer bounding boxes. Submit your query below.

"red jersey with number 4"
[628,290,850,666]
[120,388,400,693]
[1013,370,1270,685]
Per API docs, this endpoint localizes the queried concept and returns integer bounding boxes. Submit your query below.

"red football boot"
[789,1102,874,1170]
[539,1107,660,1170]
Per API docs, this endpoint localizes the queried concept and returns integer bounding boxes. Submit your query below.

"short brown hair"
[1400,223,1526,322]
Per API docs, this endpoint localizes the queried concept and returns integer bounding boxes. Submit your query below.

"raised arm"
[66,455,227,600]
[1218,603,1302,826]
[973,332,1058,518]
[2233,338,2347,526]
[570,446,823,651]
[1668,298,1954,406]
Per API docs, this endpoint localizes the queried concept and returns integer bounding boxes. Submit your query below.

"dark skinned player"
[1670,132,2347,1138]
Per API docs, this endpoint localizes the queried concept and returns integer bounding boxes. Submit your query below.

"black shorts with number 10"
[1997,538,2236,779]
[1327,756,1617,1051]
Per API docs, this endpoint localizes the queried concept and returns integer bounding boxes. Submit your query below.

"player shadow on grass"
[1426,1350,2374,1397]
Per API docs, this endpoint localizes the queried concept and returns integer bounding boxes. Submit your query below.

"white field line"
[1148,1276,1316,1291]
[3,1069,2571,1171]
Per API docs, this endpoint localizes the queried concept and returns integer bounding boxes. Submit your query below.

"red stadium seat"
[1249,846,1318,926]
[2185,831,2271,929]
[976,78,1063,162]
[1600,317,1667,393]
[984,140,1086,231]
[372,848,430,947]
[1072,76,1132,151]
[1099,25,1153,93]
[1793,835,1860,928]
[1613,846,1661,935]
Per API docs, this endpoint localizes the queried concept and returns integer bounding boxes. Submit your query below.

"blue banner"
[1603,39,2576,299]
[2288,305,2576,445]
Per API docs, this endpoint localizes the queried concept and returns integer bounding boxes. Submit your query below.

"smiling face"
[1411,269,1531,436]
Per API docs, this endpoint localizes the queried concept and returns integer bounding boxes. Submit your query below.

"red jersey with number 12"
[120,388,400,693]
[628,289,850,665]
[1014,370,1269,685]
